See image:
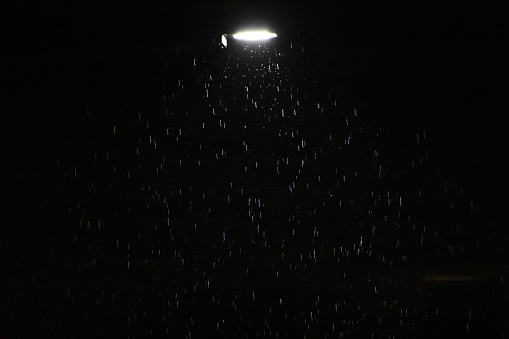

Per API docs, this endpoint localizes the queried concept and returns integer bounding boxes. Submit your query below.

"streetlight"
[221,30,277,48]
[232,31,277,41]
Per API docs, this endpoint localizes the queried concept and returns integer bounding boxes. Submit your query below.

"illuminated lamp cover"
[232,31,277,41]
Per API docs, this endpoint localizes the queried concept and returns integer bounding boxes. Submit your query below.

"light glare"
[233,31,277,41]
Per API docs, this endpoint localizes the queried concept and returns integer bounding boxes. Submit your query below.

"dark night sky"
[4,2,506,134]
[2,1,509,337]
[4,1,507,206]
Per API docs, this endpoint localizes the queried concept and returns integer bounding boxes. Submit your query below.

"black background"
[2,0,508,337]
[3,0,507,193]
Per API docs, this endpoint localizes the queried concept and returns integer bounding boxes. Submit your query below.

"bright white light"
[233,31,277,41]
[221,34,228,47]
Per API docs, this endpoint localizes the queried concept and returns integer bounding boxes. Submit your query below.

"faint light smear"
[233,31,277,41]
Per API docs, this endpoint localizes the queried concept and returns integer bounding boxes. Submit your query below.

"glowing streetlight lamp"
[232,31,277,41]
[221,30,277,48]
